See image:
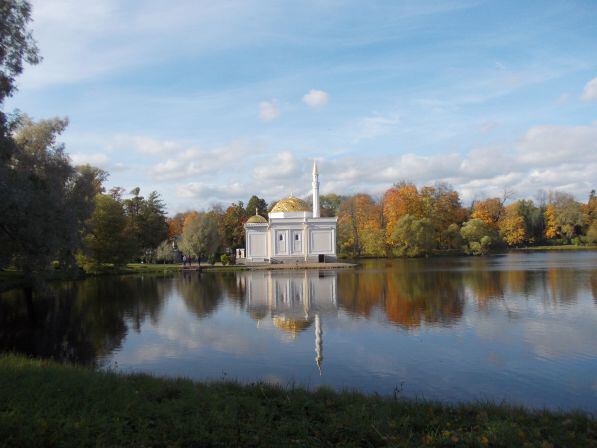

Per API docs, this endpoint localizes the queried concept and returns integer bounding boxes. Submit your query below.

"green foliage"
[156,240,177,264]
[83,194,135,267]
[390,215,436,257]
[0,117,105,279]
[123,188,168,260]
[245,195,268,218]
[179,212,221,259]
[220,254,231,266]
[461,219,498,255]
[0,0,40,104]
[207,254,216,265]
[1,354,594,447]
[320,193,344,217]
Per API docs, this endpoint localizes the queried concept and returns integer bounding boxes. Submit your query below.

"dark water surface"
[1,252,596,411]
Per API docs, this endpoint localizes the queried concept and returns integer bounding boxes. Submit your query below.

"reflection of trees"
[177,273,227,318]
[384,262,465,328]
[338,260,465,328]
[0,275,167,364]
[337,269,386,317]
[591,270,597,305]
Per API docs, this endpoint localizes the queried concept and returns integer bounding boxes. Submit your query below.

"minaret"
[312,160,320,218]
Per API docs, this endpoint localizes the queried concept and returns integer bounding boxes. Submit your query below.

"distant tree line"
[163,185,596,262]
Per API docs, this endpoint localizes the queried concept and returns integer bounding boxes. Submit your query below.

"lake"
[1,251,596,412]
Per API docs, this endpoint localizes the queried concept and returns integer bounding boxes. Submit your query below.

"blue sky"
[5,0,597,213]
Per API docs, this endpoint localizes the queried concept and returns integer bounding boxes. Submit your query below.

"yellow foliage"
[499,204,526,246]
[544,204,558,239]
[471,198,503,229]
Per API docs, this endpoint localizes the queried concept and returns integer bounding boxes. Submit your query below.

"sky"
[5,0,597,213]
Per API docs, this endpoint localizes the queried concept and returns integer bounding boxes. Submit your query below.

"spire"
[312,159,320,218]
[315,313,323,375]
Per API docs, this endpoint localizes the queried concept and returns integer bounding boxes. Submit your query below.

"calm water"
[1,252,596,411]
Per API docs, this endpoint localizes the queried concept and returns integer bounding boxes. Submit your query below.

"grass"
[513,245,597,251]
[0,355,594,447]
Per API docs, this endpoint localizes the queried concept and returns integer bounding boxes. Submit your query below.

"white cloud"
[581,76,597,101]
[353,113,401,141]
[302,89,329,108]
[112,135,182,155]
[70,151,128,173]
[259,100,280,122]
[149,141,255,181]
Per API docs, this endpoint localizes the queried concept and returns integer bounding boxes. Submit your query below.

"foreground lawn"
[0,355,594,447]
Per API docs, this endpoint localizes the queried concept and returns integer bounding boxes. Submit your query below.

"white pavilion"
[240,160,337,264]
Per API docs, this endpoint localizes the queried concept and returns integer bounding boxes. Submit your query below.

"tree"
[544,192,585,242]
[220,201,247,249]
[179,211,221,259]
[156,240,177,264]
[390,215,435,257]
[499,203,526,247]
[471,198,504,230]
[1,116,104,280]
[123,188,168,260]
[167,213,185,239]
[246,195,268,218]
[83,194,135,267]
[320,193,344,217]
[383,182,424,247]
[338,194,383,257]
[460,219,498,255]
[0,0,40,105]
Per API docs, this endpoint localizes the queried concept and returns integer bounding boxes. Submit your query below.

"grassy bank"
[0,355,594,447]
[513,245,597,251]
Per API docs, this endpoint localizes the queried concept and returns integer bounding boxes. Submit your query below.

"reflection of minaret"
[315,313,323,375]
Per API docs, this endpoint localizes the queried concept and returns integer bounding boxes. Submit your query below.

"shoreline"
[1,354,594,447]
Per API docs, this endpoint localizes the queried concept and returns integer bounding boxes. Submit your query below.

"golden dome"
[272,316,312,336]
[246,214,268,224]
[271,196,310,213]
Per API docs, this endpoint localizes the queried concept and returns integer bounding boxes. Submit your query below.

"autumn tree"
[167,213,185,239]
[383,182,423,247]
[499,203,527,247]
[220,201,247,249]
[471,198,504,230]
[544,192,585,242]
[338,194,383,257]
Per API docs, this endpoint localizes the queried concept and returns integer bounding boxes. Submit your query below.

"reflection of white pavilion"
[238,271,337,373]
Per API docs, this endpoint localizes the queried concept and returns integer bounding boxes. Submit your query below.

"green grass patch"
[514,245,597,251]
[0,355,594,447]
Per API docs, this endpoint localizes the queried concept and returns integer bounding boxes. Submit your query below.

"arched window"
[279,234,283,241]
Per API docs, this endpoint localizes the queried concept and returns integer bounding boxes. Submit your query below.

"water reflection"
[240,271,337,373]
[0,252,596,411]
[0,276,166,364]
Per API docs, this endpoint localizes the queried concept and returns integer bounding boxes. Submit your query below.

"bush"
[208,254,216,265]
[220,254,231,266]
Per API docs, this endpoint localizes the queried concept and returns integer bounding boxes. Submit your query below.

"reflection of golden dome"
[246,214,268,223]
[271,196,310,213]
[272,316,312,336]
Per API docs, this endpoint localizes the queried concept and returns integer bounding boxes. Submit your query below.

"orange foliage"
[471,198,504,229]
[499,203,526,246]
[544,204,558,239]
[382,183,423,244]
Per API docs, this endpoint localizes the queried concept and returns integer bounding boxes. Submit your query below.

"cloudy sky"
[6,0,597,213]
